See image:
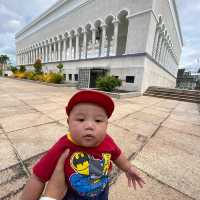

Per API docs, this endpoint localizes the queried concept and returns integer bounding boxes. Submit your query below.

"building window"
[68,74,72,81]
[63,74,66,80]
[74,74,79,81]
[114,76,119,79]
[126,76,135,83]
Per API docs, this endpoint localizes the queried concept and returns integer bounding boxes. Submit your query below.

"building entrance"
[89,68,107,88]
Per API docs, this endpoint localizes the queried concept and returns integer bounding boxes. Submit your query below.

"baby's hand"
[125,165,145,190]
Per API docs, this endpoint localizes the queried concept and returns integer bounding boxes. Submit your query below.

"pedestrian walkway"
[0,77,200,200]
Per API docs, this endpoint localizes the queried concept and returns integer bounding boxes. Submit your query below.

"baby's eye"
[77,118,84,122]
[95,119,103,123]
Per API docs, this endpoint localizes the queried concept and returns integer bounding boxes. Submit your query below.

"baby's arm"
[114,153,145,189]
[21,174,45,200]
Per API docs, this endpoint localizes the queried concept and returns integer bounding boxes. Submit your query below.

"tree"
[198,68,200,73]
[33,59,42,74]
[0,55,10,71]
[56,63,64,73]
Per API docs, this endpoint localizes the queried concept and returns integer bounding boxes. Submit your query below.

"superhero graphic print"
[69,152,111,197]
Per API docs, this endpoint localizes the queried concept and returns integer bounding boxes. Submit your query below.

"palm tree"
[0,55,10,71]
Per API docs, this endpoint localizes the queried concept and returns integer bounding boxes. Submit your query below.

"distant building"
[15,0,183,92]
[176,68,196,90]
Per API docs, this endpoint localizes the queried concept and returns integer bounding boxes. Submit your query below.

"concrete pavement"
[0,77,199,200]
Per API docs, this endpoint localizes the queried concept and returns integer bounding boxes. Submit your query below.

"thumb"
[55,149,70,171]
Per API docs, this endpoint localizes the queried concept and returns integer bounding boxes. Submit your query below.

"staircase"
[144,86,200,104]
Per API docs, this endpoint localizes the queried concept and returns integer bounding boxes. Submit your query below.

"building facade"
[15,0,183,92]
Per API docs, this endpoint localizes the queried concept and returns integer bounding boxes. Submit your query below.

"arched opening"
[85,24,92,58]
[117,10,129,55]
[77,27,83,59]
[70,30,75,60]
[94,19,102,57]
[105,15,114,56]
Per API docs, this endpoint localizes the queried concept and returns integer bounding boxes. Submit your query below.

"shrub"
[56,63,64,73]
[45,72,64,83]
[15,72,26,79]
[33,59,42,74]
[96,75,122,92]
[33,74,43,81]
[19,65,26,72]
[26,71,35,80]
[11,66,18,74]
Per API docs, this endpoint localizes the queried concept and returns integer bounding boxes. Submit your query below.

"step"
[145,91,200,100]
[144,93,200,103]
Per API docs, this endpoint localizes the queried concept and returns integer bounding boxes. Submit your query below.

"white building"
[15,0,183,92]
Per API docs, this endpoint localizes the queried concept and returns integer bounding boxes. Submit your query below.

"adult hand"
[43,149,70,200]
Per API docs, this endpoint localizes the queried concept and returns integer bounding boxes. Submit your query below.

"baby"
[21,90,144,200]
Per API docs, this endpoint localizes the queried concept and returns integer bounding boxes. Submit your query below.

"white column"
[69,36,72,60]
[92,28,96,57]
[40,46,43,63]
[45,43,48,63]
[76,33,80,60]
[101,24,107,57]
[58,40,61,61]
[113,19,119,56]
[83,31,87,59]
[152,27,160,58]
[155,34,162,61]
[63,38,66,61]
[159,37,165,63]
[49,42,52,62]
[54,42,57,62]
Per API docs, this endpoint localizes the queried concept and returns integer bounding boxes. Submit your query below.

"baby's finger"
[136,179,144,188]
[132,179,136,190]
[128,176,132,187]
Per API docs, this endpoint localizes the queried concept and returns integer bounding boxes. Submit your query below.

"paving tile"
[110,102,142,122]
[162,118,200,137]
[0,134,19,171]
[124,96,162,105]
[0,98,26,108]
[0,112,55,133]
[126,111,165,125]
[112,117,158,138]
[141,107,170,118]
[0,105,37,118]
[8,122,68,160]
[32,102,65,112]
[110,169,192,200]
[108,124,146,158]
[42,107,67,121]
[0,166,27,199]
[133,128,200,200]
[156,127,200,157]
[169,113,200,126]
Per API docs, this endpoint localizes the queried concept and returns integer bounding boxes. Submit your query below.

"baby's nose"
[84,121,95,130]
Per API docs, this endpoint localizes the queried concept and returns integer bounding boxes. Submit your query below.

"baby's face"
[68,103,108,147]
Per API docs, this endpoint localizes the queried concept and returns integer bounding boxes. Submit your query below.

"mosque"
[15,0,183,92]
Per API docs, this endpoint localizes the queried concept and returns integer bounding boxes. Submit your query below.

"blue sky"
[0,0,200,72]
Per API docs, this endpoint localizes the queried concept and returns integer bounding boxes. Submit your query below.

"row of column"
[152,23,178,75]
[16,20,120,66]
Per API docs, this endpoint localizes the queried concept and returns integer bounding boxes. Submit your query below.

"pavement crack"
[1,127,31,178]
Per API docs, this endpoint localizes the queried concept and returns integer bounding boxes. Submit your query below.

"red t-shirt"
[33,133,121,197]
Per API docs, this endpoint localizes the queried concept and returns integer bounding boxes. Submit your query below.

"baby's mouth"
[83,134,94,140]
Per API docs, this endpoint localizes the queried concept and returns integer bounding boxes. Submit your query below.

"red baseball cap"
[66,90,114,118]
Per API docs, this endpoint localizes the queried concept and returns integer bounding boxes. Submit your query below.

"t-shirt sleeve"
[106,135,122,161]
[33,135,67,182]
